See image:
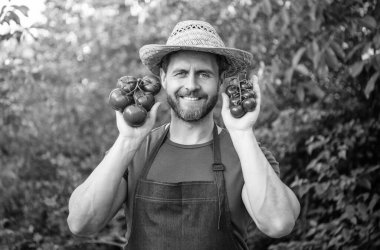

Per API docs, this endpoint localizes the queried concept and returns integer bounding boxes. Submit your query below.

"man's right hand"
[116,102,161,140]
[67,101,161,236]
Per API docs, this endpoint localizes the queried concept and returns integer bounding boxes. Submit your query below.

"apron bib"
[125,125,240,250]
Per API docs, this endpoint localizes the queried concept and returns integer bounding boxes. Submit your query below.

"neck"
[169,111,214,145]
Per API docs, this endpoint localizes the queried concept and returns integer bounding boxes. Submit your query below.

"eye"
[174,71,186,77]
[199,72,211,78]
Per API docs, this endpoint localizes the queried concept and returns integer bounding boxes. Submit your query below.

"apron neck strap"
[140,125,170,179]
[212,124,223,167]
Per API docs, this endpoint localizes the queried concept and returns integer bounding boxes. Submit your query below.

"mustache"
[176,88,206,98]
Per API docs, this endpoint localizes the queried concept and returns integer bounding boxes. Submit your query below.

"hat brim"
[139,44,254,78]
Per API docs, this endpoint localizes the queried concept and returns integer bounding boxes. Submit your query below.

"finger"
[249,75,261,104]
[221,93,230,110]
[252,76,260,95]
[115,110,123,121]
[248,69,257,82]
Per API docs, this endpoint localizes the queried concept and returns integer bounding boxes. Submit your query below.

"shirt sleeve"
[258,144,280,177]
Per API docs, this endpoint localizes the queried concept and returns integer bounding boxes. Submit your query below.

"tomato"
[225,85,239,97]
[117,76,137,94]
[140,75,161,95]
[134,91,155,112]
[230,105,246,118]
[242,97,257,112]
[123,104,147,127]
[109,88,134,111]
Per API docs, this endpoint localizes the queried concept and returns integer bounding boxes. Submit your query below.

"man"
[67,20,300,250]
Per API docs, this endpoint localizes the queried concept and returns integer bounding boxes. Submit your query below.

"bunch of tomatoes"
[109,74,257,127]
[108,75,161,127]
[225,78,257,118]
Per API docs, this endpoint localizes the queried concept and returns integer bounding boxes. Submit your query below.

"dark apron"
[125,125,240,250]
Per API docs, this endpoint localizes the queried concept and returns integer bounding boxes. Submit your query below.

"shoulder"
[127,123,169,176]
[144,123,169,147]
[136,123,169,156]
[150,123,169,139]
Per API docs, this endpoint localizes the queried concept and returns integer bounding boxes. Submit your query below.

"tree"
[1,0,379,249]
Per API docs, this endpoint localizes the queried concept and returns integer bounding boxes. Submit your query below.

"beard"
[167,90,219,122]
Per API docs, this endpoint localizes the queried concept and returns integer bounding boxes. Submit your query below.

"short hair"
[160,51,228,77]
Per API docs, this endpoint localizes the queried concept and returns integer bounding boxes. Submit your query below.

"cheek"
[204,83,219,95]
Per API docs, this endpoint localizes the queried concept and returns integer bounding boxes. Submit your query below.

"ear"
[160,68,167,90]
[219,71,226,85]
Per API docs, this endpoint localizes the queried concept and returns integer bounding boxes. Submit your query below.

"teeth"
[182,97,200,101]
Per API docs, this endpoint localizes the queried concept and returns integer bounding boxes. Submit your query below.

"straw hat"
[139,20,254,78]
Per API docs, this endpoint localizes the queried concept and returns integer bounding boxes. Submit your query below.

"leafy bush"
[0,0,379,249]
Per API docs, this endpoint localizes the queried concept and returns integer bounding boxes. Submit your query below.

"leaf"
[314,182,330,195]
[33,233,43,243]
[349,61,365,77]
[330,41,345,61]
[369,194,379,212]
[345,205,356,218]
[366,165,380,174]
[250,4,261,21]
[12,5,29,17]
[338,149,346,159]
[268,15,278,33]
[292,47,306,67]
[1,14,10,25]
[357,202,369,222]
[284,67,294,84]
[295,64,311,76]
[306,227,316,237]
[347,43,365,60]
[261,0,272,16]
[342,228,350,241]
[311,40,321,69]
[325,47,341,71]
[0,5,6,19]
[296,85,305,102]
[364,72,379,99]
[357,178,372,190]
[373,33,380,49]
[359,15,377,30]
[297,183,311,198]
[350,216,357,225]
[306,135,329,154]
[306,83,325,99]
[6,11,20,25]
[280,8,289,29]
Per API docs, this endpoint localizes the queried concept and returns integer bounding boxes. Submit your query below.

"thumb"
[248,69,257,82]
[221,93,230,111]
[147,102,161,122]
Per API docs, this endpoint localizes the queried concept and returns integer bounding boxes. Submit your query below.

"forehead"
[167,51,219,72]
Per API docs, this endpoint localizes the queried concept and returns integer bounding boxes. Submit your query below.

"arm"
[231,130,300,238]
[67,103,161,236]
[221,75,300,238]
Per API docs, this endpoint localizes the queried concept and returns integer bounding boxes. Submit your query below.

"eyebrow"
[171,68,216,75]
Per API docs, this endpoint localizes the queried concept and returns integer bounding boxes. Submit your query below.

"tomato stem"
[136,78,143,92]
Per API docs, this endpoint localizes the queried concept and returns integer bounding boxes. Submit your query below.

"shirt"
[123,124,280,249]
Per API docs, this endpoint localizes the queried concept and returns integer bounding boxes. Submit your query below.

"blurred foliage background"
[0,0,379,249]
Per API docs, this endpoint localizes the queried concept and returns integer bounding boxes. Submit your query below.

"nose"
[184,72,200,91]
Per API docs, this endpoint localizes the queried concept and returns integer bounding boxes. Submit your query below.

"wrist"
[115,134,144,151]
[229,128,255,139]
[229,129,258,149]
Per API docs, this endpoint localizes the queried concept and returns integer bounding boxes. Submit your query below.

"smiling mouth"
[181,96,201,101]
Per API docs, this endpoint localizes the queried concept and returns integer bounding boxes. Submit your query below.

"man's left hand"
[221,71,261,132]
